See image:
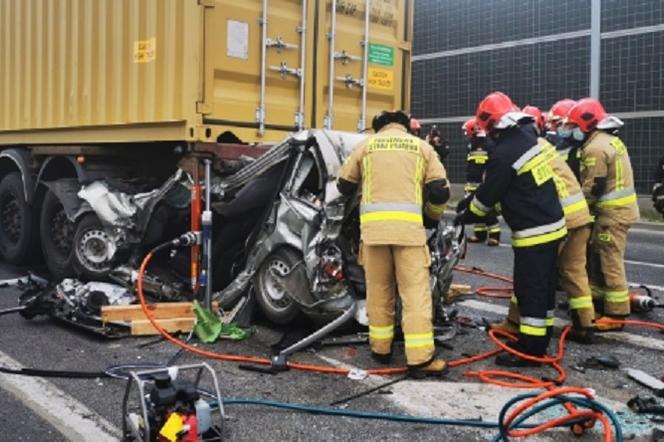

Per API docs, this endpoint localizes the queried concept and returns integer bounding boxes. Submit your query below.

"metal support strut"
[325,0,338,130]
[257,0,269,135]
[359,0,370,132]
[296,0,308,130]
[240,303,357,373]
[203,159,213,310]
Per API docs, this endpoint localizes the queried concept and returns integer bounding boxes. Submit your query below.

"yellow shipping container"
[0,0,412,145]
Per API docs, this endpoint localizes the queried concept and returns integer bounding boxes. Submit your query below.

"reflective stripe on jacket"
[338,124,447,245]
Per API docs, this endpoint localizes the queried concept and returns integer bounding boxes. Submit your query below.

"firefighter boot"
[495,353,542,367]
[494,340,542,368]
[487,226,501,247]
[371,351,392,365]
[568,311,596,345]
[408,358,448,379]
[595,315,626,332]
[489,319,519,335]
[468,225,487,243]
[490,298,520,335]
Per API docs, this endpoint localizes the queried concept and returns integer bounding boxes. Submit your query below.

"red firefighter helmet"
[566,98,608,133]
[547,99,576,126]
[475,92,517,132]
[522,105,544,131]
[462,118,478,137]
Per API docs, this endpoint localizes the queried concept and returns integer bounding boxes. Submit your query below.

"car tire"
[40,189,76,279]
[0,172,39,264]
[254,248,302,325]
[73,214,115,281]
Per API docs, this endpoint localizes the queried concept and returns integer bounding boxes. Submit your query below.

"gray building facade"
[411,0,664,194]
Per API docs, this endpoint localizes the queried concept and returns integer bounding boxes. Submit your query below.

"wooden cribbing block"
[448,283,473,301]
[130,318,196,336]
[101,302,218,322]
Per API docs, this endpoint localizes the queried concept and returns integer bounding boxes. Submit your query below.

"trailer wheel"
[40,190,76,279]
[73,214,114,281]
[0,172,38,264]
[254,248,301,325]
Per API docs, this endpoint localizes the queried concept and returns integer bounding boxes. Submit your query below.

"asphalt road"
[0,222,663,441]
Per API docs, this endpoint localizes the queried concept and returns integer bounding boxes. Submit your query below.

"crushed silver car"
[210,129,466,330]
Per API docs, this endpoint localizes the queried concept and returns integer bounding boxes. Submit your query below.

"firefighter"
[463,117,501,246]
[564,98,639,331]
[493,105,595,342]
[426,125,450,166]
[337,110,451,378]
[653,155,664,216]
[546,99,581,178]
[409,117,422,138]
[455,92,566,366]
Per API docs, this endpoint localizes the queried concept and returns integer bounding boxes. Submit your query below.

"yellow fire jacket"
[580,131,639,225]
[338,123,448,246]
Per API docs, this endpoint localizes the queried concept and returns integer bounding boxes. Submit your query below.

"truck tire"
[0,172,38,264]
[254,248,302,325]
[73,214,114,281]
[40,190,76,279]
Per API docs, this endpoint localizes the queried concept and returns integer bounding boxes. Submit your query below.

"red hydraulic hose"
[137,245,663,440]
[137,247,406,376]
[453,265,513,299]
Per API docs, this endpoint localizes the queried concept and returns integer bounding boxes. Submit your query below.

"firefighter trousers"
[360,244,434,366]
[506,227,593,329]
[559,225,595,328]
[512,241,559,356]
[589,222,631,316]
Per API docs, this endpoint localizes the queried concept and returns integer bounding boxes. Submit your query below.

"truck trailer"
[0,0,412,277]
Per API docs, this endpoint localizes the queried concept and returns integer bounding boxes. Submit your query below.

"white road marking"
[0,351,121,442]
[492,242,664,271]
[315,354,363,373]
[629,227,664,235]
[625,259,664,270]
[316,337,627,439]
[459,299,664,352]
[466,245,664,289]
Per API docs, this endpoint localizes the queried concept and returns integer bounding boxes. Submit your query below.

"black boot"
[568,311,596,344]
[568,327,596,345]
[371,352,392,365]
[495,353,542,367]
[495,339,544,367]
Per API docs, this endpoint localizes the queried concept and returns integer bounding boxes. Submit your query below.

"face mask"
[557,127,572,138]
[572,127,585,141]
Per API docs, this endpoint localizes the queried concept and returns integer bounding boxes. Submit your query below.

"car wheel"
[254,248,301,325]
[73,214,115,281]
[40,189,76,279]
[0,172,39,264]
